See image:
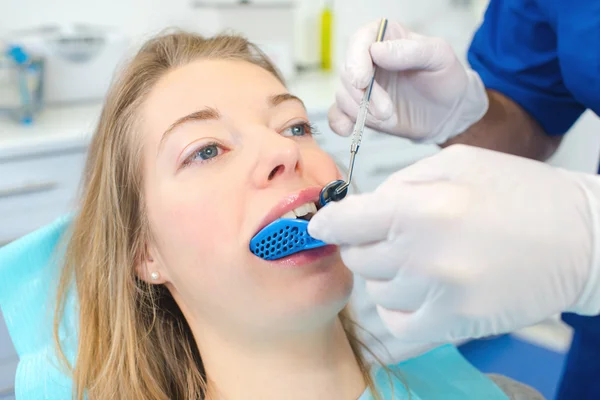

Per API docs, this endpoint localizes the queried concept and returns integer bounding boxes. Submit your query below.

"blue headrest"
[0,215,77,399]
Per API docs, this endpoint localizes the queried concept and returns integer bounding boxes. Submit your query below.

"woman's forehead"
[142,59,287,131]
[152,59,285,108]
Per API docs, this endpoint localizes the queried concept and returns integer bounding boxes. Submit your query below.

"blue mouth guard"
[250,218,327,260]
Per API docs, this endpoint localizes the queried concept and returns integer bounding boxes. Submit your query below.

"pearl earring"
[150,271,160,281]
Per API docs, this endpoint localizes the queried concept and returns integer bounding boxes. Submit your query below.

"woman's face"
[140,59,353,336]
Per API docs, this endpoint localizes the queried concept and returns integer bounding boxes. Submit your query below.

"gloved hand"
[309,145,600,344]
[330,20,489,144]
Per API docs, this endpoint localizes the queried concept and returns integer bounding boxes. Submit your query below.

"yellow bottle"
[320,1,333,71]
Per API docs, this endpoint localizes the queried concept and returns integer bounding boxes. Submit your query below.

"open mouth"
[250,193,328,261]
[253,186,325,239]
[279,201,319,222]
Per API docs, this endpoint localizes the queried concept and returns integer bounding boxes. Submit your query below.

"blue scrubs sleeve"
[467,0,586,135]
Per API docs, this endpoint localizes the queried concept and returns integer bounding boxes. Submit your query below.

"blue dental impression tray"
[250,218,327,260]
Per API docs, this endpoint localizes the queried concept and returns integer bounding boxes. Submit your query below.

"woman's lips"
[264,245,337,267]
[254,186,322,236]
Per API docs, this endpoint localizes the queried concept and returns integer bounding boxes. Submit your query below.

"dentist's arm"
[444,90,563,161]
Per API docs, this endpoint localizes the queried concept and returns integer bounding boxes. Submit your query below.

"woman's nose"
[252,136,302,188]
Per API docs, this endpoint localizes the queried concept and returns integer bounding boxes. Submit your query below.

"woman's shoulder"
[487,374,546,400]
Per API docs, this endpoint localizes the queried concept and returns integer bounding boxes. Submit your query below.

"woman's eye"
[282,123,311,137]
[185,142,223,166]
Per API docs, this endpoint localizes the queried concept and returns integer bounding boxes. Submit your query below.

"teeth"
[279,202,318,219]
[281,211,296,219]
[292,202,318,217]
[292,203,311,217]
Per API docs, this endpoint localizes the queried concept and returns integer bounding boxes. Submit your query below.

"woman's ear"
[136,242,168,284]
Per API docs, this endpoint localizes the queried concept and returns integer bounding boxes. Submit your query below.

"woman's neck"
[195,317,366,400]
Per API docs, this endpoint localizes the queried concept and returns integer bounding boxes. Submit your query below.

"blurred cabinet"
[0,148,87,245]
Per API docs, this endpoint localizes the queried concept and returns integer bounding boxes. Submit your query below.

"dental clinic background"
[1,0,600,399]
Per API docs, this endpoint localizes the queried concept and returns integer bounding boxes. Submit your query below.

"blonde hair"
[53,31,387,399]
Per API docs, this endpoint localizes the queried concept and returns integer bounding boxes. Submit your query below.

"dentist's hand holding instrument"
[328,20,488,144]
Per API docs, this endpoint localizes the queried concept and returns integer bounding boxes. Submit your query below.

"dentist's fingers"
[310,180,452,246]
[328,104,354,137]
[344,20,412,88]
[344,21,381,89]
[376,306,425,341]
[370,36,454,72]
[339,69,395,120]
[339,238,411,280]
[308,191,397,245]
[377,304,475,343]
[333,82,393,131]
[365,275,429,311]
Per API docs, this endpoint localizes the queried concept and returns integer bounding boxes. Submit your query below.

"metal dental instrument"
[319,18,388,207]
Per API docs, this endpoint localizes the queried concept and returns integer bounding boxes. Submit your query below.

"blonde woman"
[0,31,543,399]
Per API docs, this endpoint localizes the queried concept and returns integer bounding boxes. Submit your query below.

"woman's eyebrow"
[269,93,306,109]
[158,107,221,154]
[157,94,304,155]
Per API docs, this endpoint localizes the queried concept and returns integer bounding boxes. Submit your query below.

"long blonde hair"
[54,31,385,399]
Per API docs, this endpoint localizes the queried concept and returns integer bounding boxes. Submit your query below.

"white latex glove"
[309,145,600,344]
[330,20,489,144]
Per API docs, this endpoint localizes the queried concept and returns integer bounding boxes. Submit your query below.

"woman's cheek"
[305,149,341,181]
[179,201,233,242]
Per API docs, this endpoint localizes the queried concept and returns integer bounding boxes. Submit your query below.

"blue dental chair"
[0,215,77,399]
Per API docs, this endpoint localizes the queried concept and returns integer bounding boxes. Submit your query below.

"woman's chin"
[274,263,354,327]
[268,293,353,336]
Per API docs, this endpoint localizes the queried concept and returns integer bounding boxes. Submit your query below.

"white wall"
[0,0,442,36]
[0,0,193,38]
[332,0,478,69]
[0,0,475,57]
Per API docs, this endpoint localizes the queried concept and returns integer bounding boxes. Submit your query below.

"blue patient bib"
[1,216,507,399]
[360,344,509,399]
